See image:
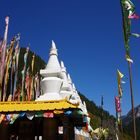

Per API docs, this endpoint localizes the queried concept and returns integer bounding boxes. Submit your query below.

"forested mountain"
[18,47,46,81]
[79,92,115,129]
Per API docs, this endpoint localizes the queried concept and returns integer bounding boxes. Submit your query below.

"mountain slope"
[18,47,46,76]
[123,105,140,139]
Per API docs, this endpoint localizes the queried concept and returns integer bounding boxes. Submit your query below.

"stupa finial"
[50,40,58,56]
[52,40,56,49]
[40,40,61,77]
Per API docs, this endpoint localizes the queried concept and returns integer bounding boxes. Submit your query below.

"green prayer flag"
[121,0,131,56]
[121,0,138,57]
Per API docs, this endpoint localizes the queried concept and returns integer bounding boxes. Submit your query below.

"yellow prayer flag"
[31,54,35,73]
[117,69,124,98]
[117,69,124,79]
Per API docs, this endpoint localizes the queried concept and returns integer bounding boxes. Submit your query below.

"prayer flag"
[126,54,133,63]
[0,16,9,100]
[13,35,20,100]
[121,0,139,59]
[30,54,35,100]
[115,96,122,113]
[117,69,124,97]
[0,114,5,123]
[10,114,19,124]
[34,72,40,99]
[131,33,140,38]
[3,37,16,101]
[31,54,35,73]
[25,67,31,100]
[20,47,29,101]
[43,112,54,118]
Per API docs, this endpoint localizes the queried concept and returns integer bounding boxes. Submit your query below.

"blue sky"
[0,0,140,116]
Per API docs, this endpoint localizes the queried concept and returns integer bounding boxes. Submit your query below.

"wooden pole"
[115,96,123,140]
[101,95,103,128]
[128,61,137,140]
[119,0,137,139]
[119,97,124,138]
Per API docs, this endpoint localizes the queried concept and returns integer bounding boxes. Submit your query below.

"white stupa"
[60,61,74,99]
[36,41,62,101]
[72,83,82,103]
[60,61,70,91]
[67,73,73,91]
[36,41,93,138]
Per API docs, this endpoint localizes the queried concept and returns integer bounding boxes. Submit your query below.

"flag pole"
[101,95,103,128]
[128,61,136,140]
[119,97,124,139]
[115,96,121,140]
[120,0,137,139]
